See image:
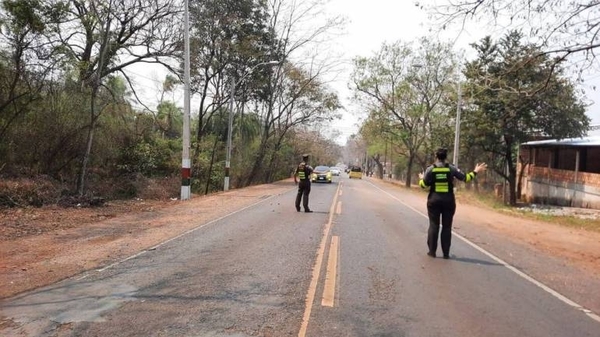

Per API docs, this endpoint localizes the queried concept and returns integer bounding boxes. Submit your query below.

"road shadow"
[450,256,504,266]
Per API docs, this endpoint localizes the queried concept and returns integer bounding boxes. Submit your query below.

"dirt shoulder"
[1,179,600,301]
[456,196,600,273]
[0,182,294,299]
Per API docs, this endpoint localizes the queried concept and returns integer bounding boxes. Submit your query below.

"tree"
[351,38,457,187]
[187,0,275,144]
[242,0,345,186]
[358,115,387,178]
[465,31,589,205]
[0,0,56,146]
[48,0,181,195]
[185,0,277,192]
[155,101,182,139]
[150,75,182,139]
[427,0,600,69]
[343,133,367,170]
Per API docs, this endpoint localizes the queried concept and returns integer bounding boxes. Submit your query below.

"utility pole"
[453,79,462,167]
[180,0,191,200]
[224,76,235,191]
[388,138,392,179]
[384,138,388,179]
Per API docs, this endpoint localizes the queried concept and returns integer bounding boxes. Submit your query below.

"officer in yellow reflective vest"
[294,154,314,212]
[418,148,487,259]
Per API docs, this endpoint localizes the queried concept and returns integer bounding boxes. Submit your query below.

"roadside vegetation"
[0,0,345,207]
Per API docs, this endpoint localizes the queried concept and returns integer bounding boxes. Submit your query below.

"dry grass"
[0,175,180,209]
[0,176,62,207]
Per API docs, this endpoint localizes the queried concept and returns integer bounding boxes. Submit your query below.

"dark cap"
[302,153,309,159]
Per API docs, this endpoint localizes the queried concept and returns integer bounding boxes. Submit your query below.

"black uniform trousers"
[426,193,456,256]
[295,179,311,211]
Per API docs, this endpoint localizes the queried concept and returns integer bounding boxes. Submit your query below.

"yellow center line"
[336,201,342,215]
[322,236,339,307]
[297,182,341,337]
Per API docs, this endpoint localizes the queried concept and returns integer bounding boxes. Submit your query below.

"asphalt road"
[1,175,599,336]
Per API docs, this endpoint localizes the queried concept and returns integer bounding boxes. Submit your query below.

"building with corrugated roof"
[518,129,600,209]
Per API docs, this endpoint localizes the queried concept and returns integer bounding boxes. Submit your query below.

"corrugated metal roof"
[521,135,600,147]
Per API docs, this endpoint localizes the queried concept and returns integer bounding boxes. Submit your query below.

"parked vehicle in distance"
[330,167,341,176]
[348,166,362,179]
[311,165,332,183]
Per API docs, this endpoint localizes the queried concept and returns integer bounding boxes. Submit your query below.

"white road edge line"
[369,181,600,324]
[77,192,281,280]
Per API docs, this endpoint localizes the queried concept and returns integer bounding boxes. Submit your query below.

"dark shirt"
[419,161,475,193]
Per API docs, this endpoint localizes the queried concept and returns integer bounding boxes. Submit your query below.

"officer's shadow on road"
[451,256,504,266]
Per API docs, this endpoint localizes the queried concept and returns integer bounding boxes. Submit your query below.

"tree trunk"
[264,152,276,183]
[509,166,517,205]
[517,155,529,199]
[76,83,102,196]
[195,78,210,144]
[76,123,95,196]
[205,135,220,195]
[264,140,284,183]
[246,137,268,186]
[404,154,414,188]
[506,145,517,206]
[372,159,383,178]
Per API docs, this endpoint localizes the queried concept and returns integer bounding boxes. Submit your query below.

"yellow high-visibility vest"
[297,163,307,180]
[432,166,452,193]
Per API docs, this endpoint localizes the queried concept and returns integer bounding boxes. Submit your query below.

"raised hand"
[474,163,488,173]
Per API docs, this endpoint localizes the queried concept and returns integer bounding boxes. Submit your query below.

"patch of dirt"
[453,190,600,272]
[1,180,600,301]
[457,200,600,275]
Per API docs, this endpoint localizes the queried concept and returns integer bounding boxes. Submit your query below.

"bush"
[0,173,180,209]
[137,176,180,199]
[116,138,180,177]
[0,176,61,208]
[86,173,180,200]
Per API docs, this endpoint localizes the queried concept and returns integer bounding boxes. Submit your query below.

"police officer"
[294,154,314,212]
[418,148,487,259]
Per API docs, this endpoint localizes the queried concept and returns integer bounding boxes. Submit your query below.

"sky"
[128,0,600,144]
[321,0,600,143]
[320,0,433,143]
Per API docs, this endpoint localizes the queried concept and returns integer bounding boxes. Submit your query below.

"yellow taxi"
[348,166,362,179]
